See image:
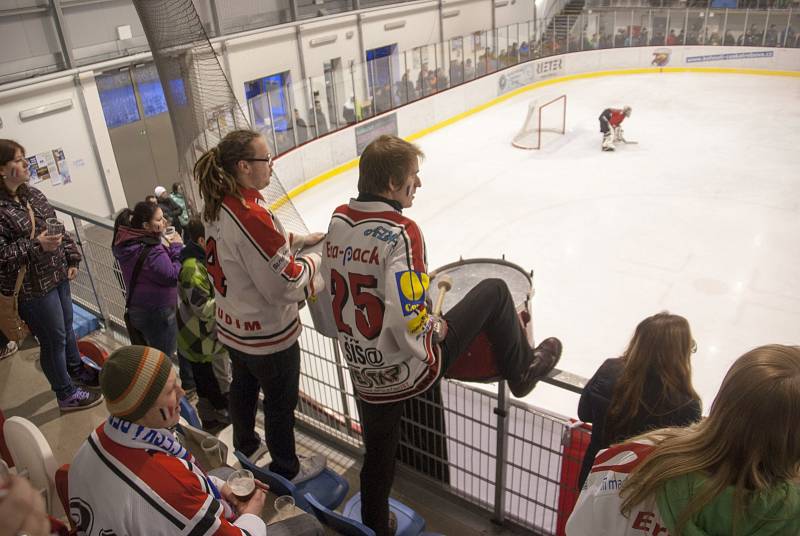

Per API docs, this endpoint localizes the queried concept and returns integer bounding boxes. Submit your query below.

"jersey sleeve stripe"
[217,321,301,348]
[220,201,285,264]
[186,495,222,536]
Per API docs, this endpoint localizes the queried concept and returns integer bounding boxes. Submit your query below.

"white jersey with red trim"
[68,424,265,536]
[566,441,671,536]
[204,187,322,355]
[321,198,440,404]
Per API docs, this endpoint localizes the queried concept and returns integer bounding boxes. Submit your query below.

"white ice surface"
[292,72,800,419]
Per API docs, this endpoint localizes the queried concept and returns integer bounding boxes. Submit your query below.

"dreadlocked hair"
[193,130,261,222]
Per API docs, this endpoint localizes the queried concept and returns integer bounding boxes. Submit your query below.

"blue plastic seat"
[342,492,426,536]
[304,492,376,536]
[178,397,202,429]
[234,450,348,512]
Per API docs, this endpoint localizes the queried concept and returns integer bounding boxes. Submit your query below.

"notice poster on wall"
[27,148,72,186]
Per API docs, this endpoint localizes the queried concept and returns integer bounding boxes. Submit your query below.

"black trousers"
[189,360,228,411]
[359,278,530,536]
[227,342,300,479]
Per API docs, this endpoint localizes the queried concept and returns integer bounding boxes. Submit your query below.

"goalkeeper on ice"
[599,106,632,151]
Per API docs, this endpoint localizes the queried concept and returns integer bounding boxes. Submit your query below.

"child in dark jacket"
[177,218,231,430]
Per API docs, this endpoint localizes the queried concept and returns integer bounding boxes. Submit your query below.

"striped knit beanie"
[100,345,171,422]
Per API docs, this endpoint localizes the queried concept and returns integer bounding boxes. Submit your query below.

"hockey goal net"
[512,95,567,150]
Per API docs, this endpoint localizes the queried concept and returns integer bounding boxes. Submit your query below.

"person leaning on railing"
[193,129,328,484]
[0,138,102,412]
[567,344,800,536]
[576,312,702,489]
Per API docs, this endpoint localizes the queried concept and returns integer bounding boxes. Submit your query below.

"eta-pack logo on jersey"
[395,270,428,316]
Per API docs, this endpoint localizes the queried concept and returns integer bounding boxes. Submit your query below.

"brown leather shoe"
[508,337,562,398]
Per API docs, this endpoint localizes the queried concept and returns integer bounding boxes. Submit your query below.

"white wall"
[360,2,441,53]
[0,77,122,216]
[495,0,536,28]
[441,0,492,41]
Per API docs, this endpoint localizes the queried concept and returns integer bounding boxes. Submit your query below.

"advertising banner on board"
[498,57,565,95]
[685,50,774,63]
[355,113,398,155]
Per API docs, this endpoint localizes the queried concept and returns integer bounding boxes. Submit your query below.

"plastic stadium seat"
[179,397,202,429]
[0,408,13,467]
[3,416,60,517]
[77,339,109,368]
[304,492,376,536]
[343,492,426,536]
[234,450,348,513]
[71,304,100,340]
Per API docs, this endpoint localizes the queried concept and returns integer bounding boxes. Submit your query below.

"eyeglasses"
[691,339,697,354]
[244,155,273,166]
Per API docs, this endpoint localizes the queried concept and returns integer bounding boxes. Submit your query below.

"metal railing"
[52,198,591,534]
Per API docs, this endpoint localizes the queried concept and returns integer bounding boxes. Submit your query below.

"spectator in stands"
[112,201,190,388]
[293,108,309,144]
[0,139,102,411]
[177,217,231,431]
[155,185,184,236]
[170,182,193,232]
[69,345,268,535]
[193,129,327,482]
[321,135,562,536]
[464,58,475,80]
[308,99,329,136]
[342,96,357,125]
[576,312,701,488]
[145,194,157,205]
[568,344,800,535]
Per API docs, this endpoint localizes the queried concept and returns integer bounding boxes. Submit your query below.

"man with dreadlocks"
[193,130,327,483]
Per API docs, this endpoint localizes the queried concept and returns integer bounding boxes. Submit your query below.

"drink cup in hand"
[226,469,256,502]
[46,217,64,237]
[273,495,297,521]
[164,226,176,239]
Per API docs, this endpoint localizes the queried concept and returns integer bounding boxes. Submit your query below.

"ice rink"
[293,72,800,418]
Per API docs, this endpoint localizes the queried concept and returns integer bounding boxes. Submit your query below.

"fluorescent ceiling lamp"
[310,34,337,46]
[384,21,406,31]
[19,99,73,121]
[442,9,460,18]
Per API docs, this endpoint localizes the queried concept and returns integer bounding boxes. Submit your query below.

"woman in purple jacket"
[112,201,183,359]
[0,139,102,411]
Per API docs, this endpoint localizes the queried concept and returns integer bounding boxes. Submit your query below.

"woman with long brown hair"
[576,312,702,488]
[0,139,102,411]
[194,129,327,482]
[568,344,800,535]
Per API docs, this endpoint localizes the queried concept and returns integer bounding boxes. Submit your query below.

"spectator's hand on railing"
[67,266,79,280]
[0,475,51,536]
[302,232,325,248]
[36,230,62,252]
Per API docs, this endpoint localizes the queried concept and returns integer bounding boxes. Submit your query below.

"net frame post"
[536,94,567,149]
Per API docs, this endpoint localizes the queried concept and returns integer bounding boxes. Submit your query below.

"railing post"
[331,340,356,439]
[70,216,111,329]
[492,380,510,524]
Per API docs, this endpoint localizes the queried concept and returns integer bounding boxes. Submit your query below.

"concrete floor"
[1,331,529,535]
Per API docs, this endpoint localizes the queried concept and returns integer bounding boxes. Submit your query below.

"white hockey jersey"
[69,422,265,536]
[322,198,440,404]
[566,442,670,536]
[204,187,322,355]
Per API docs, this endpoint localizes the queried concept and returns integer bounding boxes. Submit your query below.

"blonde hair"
[193,130,260,222]
[620,344,800,535]
[605,312,700,444]
[358,135,424,196]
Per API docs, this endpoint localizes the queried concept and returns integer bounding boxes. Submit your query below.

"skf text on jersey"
[326,243,380,266]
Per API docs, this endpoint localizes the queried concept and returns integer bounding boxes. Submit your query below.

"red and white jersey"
[204,187,322,355]
[609,109,627,127]
[322,198,440,404]
[68,424,265,536]
[566,442,670,536]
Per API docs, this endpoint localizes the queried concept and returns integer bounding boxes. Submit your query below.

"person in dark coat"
[576,311,702,488]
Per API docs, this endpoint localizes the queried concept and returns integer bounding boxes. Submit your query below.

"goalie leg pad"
[602,131,615,150]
